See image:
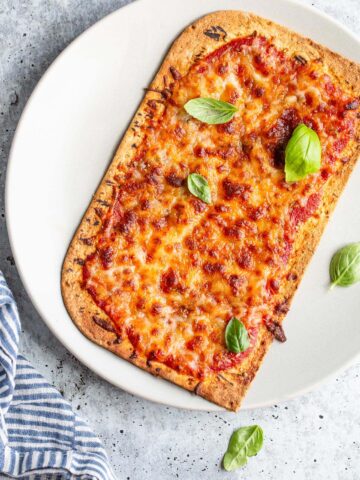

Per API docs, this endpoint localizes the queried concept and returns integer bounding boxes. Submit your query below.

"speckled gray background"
[1,1,360,479]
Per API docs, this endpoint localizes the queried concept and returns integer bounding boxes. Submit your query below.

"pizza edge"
[61,10,360,411]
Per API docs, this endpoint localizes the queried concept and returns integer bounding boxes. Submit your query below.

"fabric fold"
[0,272,115,480]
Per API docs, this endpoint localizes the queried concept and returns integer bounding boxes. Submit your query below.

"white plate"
[6,0,360,411]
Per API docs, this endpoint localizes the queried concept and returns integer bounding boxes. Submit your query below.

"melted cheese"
[83,35,358,379]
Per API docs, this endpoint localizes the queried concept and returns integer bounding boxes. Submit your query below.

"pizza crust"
[62,11,360,411]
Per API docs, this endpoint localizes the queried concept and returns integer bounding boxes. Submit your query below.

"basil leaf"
[330,242,360,288]
[225,317,250,353]
[223,425,264,472]
[285,124,321,182]
[187,173,211,204]
[184,97,237,124]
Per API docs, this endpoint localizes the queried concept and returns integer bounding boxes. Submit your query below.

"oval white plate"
[6,0,360,411]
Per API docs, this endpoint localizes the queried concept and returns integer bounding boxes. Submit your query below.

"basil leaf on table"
[223,425,264,472]
[225,317,250,354]
[285,123,321,182]
[187,173,212,204]
[184,97,237,124]
[330,242,360,288]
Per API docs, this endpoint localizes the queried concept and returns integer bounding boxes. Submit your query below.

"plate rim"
[5,0,360,411]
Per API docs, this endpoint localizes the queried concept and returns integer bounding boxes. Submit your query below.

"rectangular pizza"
[62,11,360,411]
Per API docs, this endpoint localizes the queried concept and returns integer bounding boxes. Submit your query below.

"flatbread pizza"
[62,11,360,410]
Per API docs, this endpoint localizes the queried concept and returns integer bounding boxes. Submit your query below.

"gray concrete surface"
[1,1,359,479]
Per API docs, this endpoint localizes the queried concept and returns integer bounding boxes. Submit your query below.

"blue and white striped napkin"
[0,272,116,479]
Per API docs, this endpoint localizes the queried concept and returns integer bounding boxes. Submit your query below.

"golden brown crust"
[62,11,360,411]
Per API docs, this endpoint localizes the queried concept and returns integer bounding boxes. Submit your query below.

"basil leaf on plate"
[330,242,360,288]
[285,123,321,182]
[184,97,237,124]
[225,317,250,354]
[223,425,264,472]
[187,173,211,204]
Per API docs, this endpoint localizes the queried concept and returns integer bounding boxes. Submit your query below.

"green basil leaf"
[330,242,360,288]
[184,97,237,124]
[187,173,211,204]
[285,123,321,182]
[225,317,250,354]
[223,425,264,472]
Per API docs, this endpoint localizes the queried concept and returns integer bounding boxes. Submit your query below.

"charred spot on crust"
[217,373,234,385]
[194,47,206,62]
[274,300,290,315]
[96,199,111,207]
[74,258,85,266]
[294,54,307,65]
[286,272,298,281]
[204,30,220,40]
[92,315,116,334]
[147,99,158,109]
[204,25,227,41]
[266,320,287,342]
[194,382,202,394]
[94,208,104,218]
[169,66,182,80]
[144,87,172,100]
[79,237,94,246]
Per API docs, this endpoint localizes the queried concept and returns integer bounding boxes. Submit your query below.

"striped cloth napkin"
[0,272,116,480]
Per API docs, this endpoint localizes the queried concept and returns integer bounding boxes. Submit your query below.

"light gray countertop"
[1,1,359,479]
